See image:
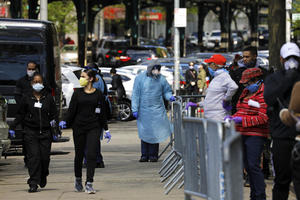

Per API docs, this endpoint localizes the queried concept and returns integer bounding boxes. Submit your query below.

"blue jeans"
[242,135,266,200]
[141,140,159,159]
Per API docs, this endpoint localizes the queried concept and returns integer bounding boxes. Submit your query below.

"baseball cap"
[240,68,263,84]
[204,54,227,66]
[280,42,300,59]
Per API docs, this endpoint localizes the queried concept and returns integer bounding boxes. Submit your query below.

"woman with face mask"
[59,69,110,194]
[8,73,58,193]
[225,68,269,200]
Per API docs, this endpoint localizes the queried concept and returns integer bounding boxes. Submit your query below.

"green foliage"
[292,0,300,36]
[48,0,77,37]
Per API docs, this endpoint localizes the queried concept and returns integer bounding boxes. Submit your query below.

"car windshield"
[104,41,130,49]
[0,43,43,85]
[211,32,221,37]
[62,45,77,52]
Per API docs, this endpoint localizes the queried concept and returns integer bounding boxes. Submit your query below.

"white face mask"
[152,69,160,75]
[284,57,299,70]
[189,66,194,69]
[27,70,36,77]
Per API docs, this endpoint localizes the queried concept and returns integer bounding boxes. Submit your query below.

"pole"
[174,0,180,94]
[100,9,104,40]
[40,0,48,20]
[286,0,292,42]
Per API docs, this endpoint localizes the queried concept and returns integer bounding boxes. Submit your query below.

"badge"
[95,108,101,113]
[248,99,260,108]
[34,102,42,108]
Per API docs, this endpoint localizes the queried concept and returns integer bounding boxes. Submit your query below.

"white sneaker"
[85,182,96,194]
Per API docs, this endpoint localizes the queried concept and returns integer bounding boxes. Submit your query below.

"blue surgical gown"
[131,71,172,144]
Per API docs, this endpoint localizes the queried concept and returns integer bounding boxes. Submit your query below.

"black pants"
[73,127,99,183]
[272,139,300,200]
[24,127,52,186]
[141,140,159,159]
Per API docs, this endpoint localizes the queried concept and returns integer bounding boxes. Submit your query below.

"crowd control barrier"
[159,99,243,200]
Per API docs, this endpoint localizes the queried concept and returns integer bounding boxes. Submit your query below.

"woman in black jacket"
[59,68,111,194]
[9,73,58,193]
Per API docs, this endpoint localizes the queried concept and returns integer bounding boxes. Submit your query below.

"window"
[61,74,69,84]
[121,75,130,81]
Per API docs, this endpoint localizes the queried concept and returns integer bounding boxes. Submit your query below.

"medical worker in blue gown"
[131,64,176,162]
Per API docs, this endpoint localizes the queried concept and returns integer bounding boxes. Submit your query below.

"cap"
[204,54,227,66]
[280,42,300,59]
[239,68,263,84]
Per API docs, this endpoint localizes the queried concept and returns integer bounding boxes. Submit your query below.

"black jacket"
[185,69,198,90]
[264,69,300,139]
[65,88,108,130]
[10,90,58,131]
[15,75,33,104]
[111,74,125,99]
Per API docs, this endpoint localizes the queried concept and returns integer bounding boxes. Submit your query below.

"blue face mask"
[246,81,261,93]
[32,83,44,92]
[208,67,215,77]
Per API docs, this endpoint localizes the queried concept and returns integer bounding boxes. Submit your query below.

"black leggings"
[73,127,100,183]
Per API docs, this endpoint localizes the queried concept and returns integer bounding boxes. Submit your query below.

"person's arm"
[14,79,23,104]
[224,75,238,101]
[110,75,118,90]
[48,94,58,123]
[65,89,78,127]
[98,91,108,130]
[131,75,141,113]
[239,93,269,128]
[10,96,27,130]
[162,77,172,101]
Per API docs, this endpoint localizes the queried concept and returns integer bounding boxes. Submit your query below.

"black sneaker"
[244,176,250,187]
[39,176,47,188]
[139,157,148,162]
[149,157,158,162]
[83,163,87,168]
[75,177,83,192]
[96,161,105,168]
[28,184,38,193]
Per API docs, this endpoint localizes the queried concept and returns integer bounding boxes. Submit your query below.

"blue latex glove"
[232,117,242,124]
[52,134,58,141]
[224,115,233,121]
[9,130,15,138]
[50,119,56,127]
[222,100,232,112]
[104,130,111,143]
[59,121,67,129]
[185,102,198,110]
[169,96,176,102]
[133,112,138,119]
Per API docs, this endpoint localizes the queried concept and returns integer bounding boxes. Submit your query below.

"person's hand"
[52,134,58,141]
[50,120,56,127]
[9,130,15,138]
[199,88,203,93]
[133,112,138,119]
[232,117,242,124]
[185,102,198,110]
[224,115,233,121]
[169,96,176,102]
[222,100,232,112]
[104,130,111,143]
[59,121,67,129]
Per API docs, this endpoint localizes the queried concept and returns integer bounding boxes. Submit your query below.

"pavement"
[0,120,297,200]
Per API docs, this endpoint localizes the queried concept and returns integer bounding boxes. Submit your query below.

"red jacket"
[233,84,269,137]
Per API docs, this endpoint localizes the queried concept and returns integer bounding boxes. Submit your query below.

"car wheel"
[118,101,132,121]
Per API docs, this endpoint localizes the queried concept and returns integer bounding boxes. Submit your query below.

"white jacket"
[203,69,238,121]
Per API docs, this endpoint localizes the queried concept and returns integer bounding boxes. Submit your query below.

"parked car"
[259,30,269,47]
[100,67,136,121]
[0,95,10,158]
[60,44,78,64]
[207,30,221,49]
[187,52,235,66]
[95,38,130,66]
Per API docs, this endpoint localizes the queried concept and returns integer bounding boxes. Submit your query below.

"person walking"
[9,73,58,193]
[197,64,207,94]
[59,68,111,194]
[185,62,198,95]
[264,42,300,200]
[109,68,126,101]
[131,64,175,162]
[186,54,238,121]
[226,68,269,200]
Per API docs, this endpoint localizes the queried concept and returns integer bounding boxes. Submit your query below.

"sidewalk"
[0,120,297,200]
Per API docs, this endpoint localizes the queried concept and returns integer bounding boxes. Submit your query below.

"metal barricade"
[183,117,243,200]
[180,95,205,118]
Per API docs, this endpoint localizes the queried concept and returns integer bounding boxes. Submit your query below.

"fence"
[159,99,243,200]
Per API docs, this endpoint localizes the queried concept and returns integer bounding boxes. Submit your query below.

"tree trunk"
[268,0,286,70]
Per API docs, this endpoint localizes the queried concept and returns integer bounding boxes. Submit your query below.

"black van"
[0,19,64,151]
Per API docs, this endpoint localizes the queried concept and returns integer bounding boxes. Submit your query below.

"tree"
[48,0,77,43]
[292,0,300,37]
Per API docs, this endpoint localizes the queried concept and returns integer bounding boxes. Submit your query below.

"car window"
[211,32,221,37]
[61,74,70,84]
[120,75,130,81]
[62,45,77,52]
[155,48,168,58]
[0,43,43,85]
[73,70,82,79]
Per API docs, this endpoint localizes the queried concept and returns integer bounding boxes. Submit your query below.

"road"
[0,120,297,200]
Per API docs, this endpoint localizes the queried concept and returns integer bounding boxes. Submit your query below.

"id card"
[34,102,42,108]
[95,108,101,113]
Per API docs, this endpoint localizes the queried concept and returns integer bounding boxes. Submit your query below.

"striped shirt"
[233,84,269,137]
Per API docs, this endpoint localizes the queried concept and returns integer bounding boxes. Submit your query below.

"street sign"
[174,8,187,27]
[292,13,300,21]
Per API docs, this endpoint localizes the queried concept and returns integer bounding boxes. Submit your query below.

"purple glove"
[232,117,242,124]
[222,100,232,112]
[224,115,233,121]
[185,102,198,110]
